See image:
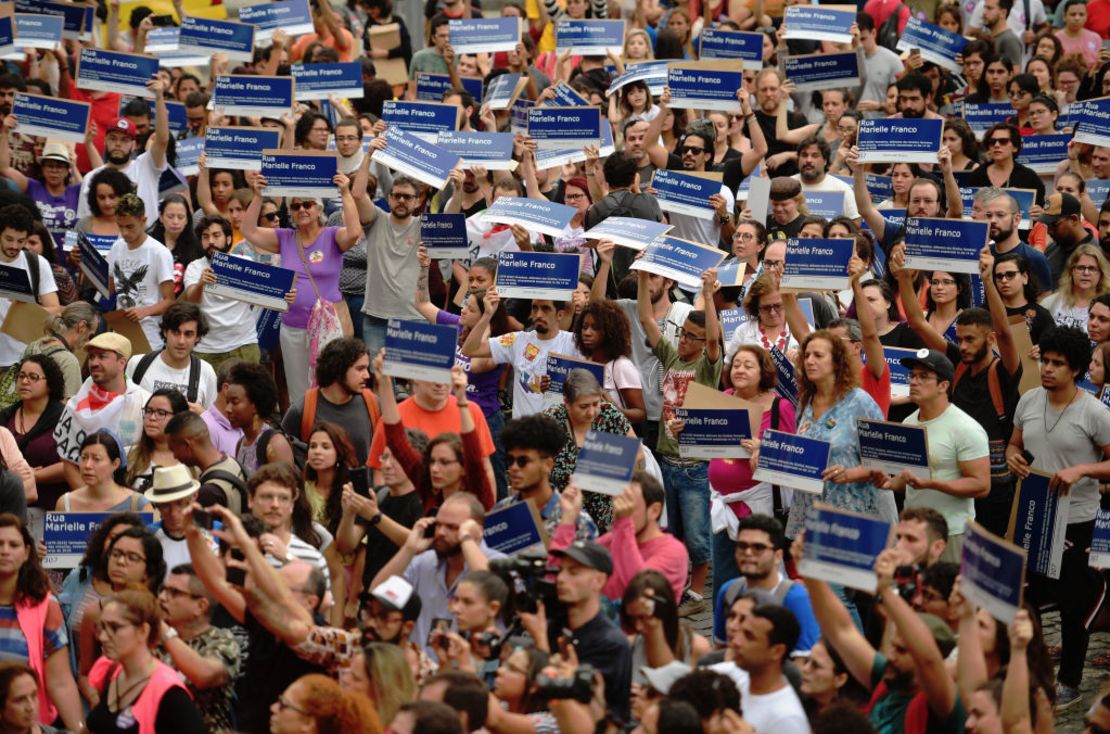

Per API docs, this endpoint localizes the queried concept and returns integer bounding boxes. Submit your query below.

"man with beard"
[982,0,1023,66]
[463,290,579,418]
[662,129,735,247]
[1043,192,1097,287]
[184,216,273,367]
[728,605,808,734]
[591,239,692,451]
[712,515,819,652]
[76,76,170,218]
[891,73,945,119]
[977,187,1052,295]
[372,493,502,653]
[1097,199,1110,256]
[890,245,1021,539]
[791,136,859,220]
[753,68,807,175]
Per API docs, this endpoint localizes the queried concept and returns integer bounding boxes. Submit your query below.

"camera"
[534,664,597,704]
[894,564,922,603]
[489,549,557,615]
[192,508,214,530]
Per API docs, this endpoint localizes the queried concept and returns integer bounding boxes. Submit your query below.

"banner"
[44,512,154,568]
[434,131,515,170]
[415,72,483,104]
[583,217,672,251]
[903,217,988,274]
[527,106,601,149]
[782,4,856,43]
[781,237,854,290]
[291,62,363,100]
[13,92,88,143]
[75,48,158,98]
[784,51,859,92]
[260,150,338,198]
[383,319,458,383]
[856,118,943,164]
[483,196,576,237]
[371,126,458,190]
[962,102,1017,138]
[421,213,469,259]
[698,28,763,70]
[804,190,846,219]
[960,520,1026,623]
[495,251,580,300]
[545,353,605,396]
[178,16,254,62]
[630,235,726,289]
[381,100,457,141]
[77,233,109,298]
[1006,470,1070,580]
[895,16,969,72]
[482,502,547,555]
[10,13,63,50]
[212,75,294,117]
[204,126,281,170]
[207,251,295,311]
[571,430,641,495]
[667,60,744,112]
[799,503,894,593]
[1016,134,1071,174]
[448,16,520,54]
[753,429,831,494]
[238,0,313,44]
[1073,96,1110,148]
[857,419,930,479]
[650,169,719,220]
[555,19,624,55]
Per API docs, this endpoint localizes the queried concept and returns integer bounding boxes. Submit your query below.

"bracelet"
[456,401,470,407]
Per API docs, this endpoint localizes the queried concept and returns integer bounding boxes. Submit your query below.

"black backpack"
[199,463,250,518]
[255,426,307,472]
[131,351,202,403]
[877,4,904,51]
[23,250,39,296]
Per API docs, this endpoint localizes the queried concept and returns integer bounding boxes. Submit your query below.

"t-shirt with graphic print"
[652,337,722,459]
[107,235,174,349]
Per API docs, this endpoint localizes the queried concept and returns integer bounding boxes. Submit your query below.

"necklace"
[1043,388,1079,433]
[111,670,152,712]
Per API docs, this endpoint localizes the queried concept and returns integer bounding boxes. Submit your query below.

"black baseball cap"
[552,540,614,575]
[1037,192,1081,224]
[899,348,955,383]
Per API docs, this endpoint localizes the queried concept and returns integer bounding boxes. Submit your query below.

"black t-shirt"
[1006,303,1054,345]
[87,686,206,734]
[359,489,425,589]
[755,109,807,177]
[768,214,804,242]
[547,611,632,722]
[235,612,326,734]
[880,323,928,423]
[965,163,1045,204]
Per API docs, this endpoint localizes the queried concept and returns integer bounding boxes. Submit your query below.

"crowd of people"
[3,0,1110,732]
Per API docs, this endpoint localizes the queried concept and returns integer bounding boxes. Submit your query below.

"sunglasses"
[987,138,1012,147]
[261,211,279,221]
[289,201,316,212]
[680,146,707,155]
[506,455,536,468]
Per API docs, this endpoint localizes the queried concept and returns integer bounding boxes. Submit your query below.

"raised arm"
[939,145,963,219]
[185,507,245,623]
[848,146,885,238]
[980,247,1020,375]
[737,89,768,177]
[195,154,221,218]
[590,239,615,303]
[951,579,989,710]
[851,257,885,380]
[891,244,948,351]
[147,75,170,170]
[461,289,498,358]
[415,247,441,322]
[1001,610,1035,734]
[637,270,662,348]
[643,88,671,169]
[239,173,281,253]
[334,172,362,251]
[702,268,720,364]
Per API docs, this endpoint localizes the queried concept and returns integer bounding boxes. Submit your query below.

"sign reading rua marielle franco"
[45,512,155,568]
[799,503,893,593]
[961,520,1027,623]
[383,320,458,383]
[207,251,296,312]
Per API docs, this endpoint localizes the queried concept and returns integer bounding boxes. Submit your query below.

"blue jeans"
[363,314,388,357]
[711,529,740,602]
[346,295,365,342]
[661,460,711,565]
[485,409,510,502]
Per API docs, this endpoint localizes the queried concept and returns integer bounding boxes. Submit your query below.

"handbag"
[296,241,346,387]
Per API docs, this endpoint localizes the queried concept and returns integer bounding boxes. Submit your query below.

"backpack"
[953,357,1005,422]
[131,350,203,403]
[200,462,250,517]
[589,189,656,295]
[298,387,381,442]
[877,2,904,51]
[256,426,306,472]
[22,250,40,296]
[0,342,64,410]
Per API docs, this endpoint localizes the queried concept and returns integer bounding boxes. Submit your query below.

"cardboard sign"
[483,197,577,238]
[207,251,295,312]
[753,429,831,494]
[0,262,36,304]
[75,48,158,98]
[962,101,1018,138]
[1073,96,1110,148]
[1006,469,1070,579]
[856,118,943,164]
[667,60,744,112]
[630,236,726,289]
[434,131,515,170]
[292,62,364,100]
[0,301,50,344]
[483,501,548,555]
[495,251,580,300]
[1016,134,1070,174]
[421,213,469,259]
[103,310,152,355]
[212,75,294,117]
[415,72,482,103]
[799,503,893,592]
[77,232,110,298]
[781,237,853,290]
[204,126,282,170]
[699,28,763,70]
[545,353,606,397]
[381,100,458,142]
[960,520,1026,623]
[44,512,155,568]
[10,13,63,51]
[527,106,601,149]
[857,419,930,479]
[769,345,799,406]
[783,4,856,43]
[903,217,988,275]
[448,16,521,54]
[1090,508,1110,569]
[13,92,88,143]
[383,319,458,383]
[260,150,338,198]
[674,382,759,460]
[178,15,254,62]
[238,0,313,43]
[555,19,624,55]
[896,16,969,72]
[607,60,668,97]
[583,217,671,251]
[651,169,719,220]
[571,430,641,496]
[784,51,859,91]
[484,72,527,110]
[370,126,459,190]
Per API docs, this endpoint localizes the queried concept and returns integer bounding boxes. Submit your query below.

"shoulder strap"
[131,350,163,387]
[952,360,969,388]
[300,388,320,442]
[774,577,795,604]
[295,242,325,301]
[257,427,273,466]
[1023,0,1032,29]
[201,468,249,515]
[23,250,39,299]
[186,355,201,404]
[987,359,1005,421]
[129,493,140,512]
[362,388,381,429]
[769,397,785,519]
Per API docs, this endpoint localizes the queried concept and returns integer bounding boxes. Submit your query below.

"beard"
[885,666,916,692]
[991,224,1014,243]
[434,541,462,560]
[106,149,131,165]
[901,107,925,119]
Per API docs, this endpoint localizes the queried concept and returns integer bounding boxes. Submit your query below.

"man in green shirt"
[408,15,453,80]
[637,267,721,614]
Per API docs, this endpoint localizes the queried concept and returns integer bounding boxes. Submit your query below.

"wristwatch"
[162,626,179,644]
[369,512,383,527]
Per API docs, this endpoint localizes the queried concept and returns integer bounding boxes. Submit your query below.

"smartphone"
[1103,38,1110,50]
[349,466,371,497]
[192,508,214,530]
[1022,449,1035,465]
[424,521,437,539]
[150,13,175,26]
[428,617,452,647]
[230,548,245,562]
[226,566,246,586]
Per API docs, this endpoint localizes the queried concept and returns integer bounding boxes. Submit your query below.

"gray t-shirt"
[858,46,903,118]
[616,298,693,422]
[1014,388,1110,524]
[993,29,1023,67]
[360,205,423,320]
[282,391,378,466]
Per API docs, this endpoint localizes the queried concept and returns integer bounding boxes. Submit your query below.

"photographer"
[620,570,711,681]
[486,639,557,734]
[434,570,508,681]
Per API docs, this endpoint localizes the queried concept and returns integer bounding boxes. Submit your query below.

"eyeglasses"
[677,327,706,341]
[993,270,1021,281]
[1008,89,1030,98]
[109,548,145,565]
[289,201,316,212]
[277,696,310,716]
[96,620,133,635]
[680,146,707,155]
[759,303,784,314]
[390,192,416,201]
[261,212,279,221]
[506,455,535,468]
[929,278,957,287]
[143,407,173,420]
[1075,265,1101,274]
[987,137,1012,147]
[15,372,42,383]
[733,232,758,242]
[734,541,773,554]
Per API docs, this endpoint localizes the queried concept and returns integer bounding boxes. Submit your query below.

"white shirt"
[107,235,175,349]
[0,252,56,366]
[125,352,218,408]
[792,173,861,220]
[54,378,152,463]
[665,183,735,248]
[183,255,259,354]
[488,330,580,418]
[965,0,1046,37]
[77,151,167,220]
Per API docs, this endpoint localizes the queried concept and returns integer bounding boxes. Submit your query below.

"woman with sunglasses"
[241,162,365,401]
[967,123,1046,204]
[992,253,1054,344]
[270,674,379,734]
[125,390,189,492]
[727,273,799,363]
[1040,244,1110,333]
[233,200,283,266]
[1005,74,1039,133]
[86,589,205,734]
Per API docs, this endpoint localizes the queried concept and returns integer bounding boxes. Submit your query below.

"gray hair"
[828,318,862,342]
[46,301,99,338]
[973,186,1018,213]
[564,368,603,402]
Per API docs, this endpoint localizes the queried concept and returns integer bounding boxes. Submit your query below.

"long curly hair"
[574,300,632,362]
[294,674,382,734]
[796,330,859,413]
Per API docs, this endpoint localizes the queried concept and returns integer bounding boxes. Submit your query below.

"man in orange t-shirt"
[290,0,357,62]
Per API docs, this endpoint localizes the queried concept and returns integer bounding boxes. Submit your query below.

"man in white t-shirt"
[76,76,170,217]
[462,291,579,418]
[125,302,218,410]
[729,605,809,734]
[183,215,266,367]
[660,129,735,247]
[105,193,175,349]
[792,136,860,222]
[0,204,59,368]
[966,0,1047,41]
